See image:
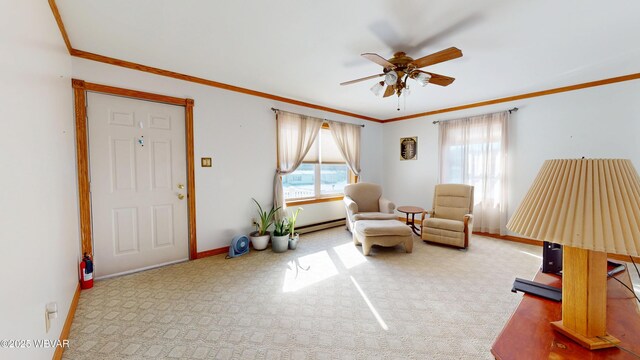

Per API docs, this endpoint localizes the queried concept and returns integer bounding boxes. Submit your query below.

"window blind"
[302,128,343,164]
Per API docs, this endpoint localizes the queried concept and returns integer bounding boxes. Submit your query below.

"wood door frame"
[72,79,198,260]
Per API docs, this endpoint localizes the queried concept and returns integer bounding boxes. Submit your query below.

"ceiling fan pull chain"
[403,91,407,111]
[397,96,400,111]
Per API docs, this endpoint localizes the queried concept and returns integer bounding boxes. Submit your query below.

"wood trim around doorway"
[72,79,92,256]
[185,99,197,260]
[72,79,198,260]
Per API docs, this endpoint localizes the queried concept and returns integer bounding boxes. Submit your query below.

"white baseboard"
[95,258,189,280]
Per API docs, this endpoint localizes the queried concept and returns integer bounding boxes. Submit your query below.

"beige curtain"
[327,121,361,176]
[274,110,323,219]
[439,111,509,235]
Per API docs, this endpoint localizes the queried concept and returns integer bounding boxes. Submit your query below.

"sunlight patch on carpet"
[333,242,367,269]
[282,250,338,293]
[350,276,388,331]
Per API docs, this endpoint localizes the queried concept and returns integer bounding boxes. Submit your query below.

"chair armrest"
[422,210,434,225]
[463,214,474,248]
[343,196,358,216]
[464,214,473,231]
[378,197,396,213]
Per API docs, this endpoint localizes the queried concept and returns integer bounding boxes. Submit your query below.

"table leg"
[410,213,420,236]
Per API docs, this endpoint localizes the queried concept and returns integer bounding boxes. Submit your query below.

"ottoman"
[353,220,413,256]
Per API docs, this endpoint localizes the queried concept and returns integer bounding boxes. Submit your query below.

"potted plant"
[288,207,303,250]
[249,198,279,251]
[271,219,290,253]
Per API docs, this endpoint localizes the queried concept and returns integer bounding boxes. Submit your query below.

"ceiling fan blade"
[407,14,481,54]
[340,73,385,86]
[383,85,395,97]
[411,47,463,68]
[361,53,396,69]
[423,72,456,86]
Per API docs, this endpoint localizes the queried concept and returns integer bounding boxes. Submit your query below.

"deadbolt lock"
[177,184,185,189]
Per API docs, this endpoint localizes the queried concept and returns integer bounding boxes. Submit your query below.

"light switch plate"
[201,157,212,167]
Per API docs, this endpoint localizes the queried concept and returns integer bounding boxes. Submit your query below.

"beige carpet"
[64,228,547,359]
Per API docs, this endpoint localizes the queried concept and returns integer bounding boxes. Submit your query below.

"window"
[283,126,352,200]
[439,112,508,234]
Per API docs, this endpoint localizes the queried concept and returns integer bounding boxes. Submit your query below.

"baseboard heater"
[297,218,346,234]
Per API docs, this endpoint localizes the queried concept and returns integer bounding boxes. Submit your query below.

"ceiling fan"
[341,47,462,100]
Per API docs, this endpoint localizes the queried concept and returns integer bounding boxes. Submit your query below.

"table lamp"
[507,159,640,350]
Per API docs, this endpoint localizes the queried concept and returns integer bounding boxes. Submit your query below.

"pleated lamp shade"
[507,159,640,256]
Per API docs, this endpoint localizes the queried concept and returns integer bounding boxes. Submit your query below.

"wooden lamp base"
[555,246,620,350]
[551,320,620,350]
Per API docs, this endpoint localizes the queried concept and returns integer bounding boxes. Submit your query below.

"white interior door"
[88,92,188,278]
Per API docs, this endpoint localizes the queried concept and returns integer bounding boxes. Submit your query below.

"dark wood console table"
[491,266,640,359]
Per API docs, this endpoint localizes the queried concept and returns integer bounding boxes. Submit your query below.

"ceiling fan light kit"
[384,71,398,86]
[342,47,463,109]
[414,72,431,87]
[370,81,385,97]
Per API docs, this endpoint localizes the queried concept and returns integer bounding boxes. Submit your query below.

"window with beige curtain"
[274,110,323,218]
[439,111,509,235]
[282,126,352,200]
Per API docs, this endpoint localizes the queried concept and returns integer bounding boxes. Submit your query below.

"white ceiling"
[57,0,640,120]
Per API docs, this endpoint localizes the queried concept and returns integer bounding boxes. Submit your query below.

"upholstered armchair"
[421,184,474,249]
[343,182,397,233]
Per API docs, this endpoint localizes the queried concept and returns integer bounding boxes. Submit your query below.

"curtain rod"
[271,107,365,127]
[432,107,519,125]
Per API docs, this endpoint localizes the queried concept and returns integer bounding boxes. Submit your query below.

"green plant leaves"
[252,198,280,236]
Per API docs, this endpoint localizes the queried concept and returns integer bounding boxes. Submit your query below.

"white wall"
[383,79,640,235]
[71,58,384,252]
[0,2,78,359]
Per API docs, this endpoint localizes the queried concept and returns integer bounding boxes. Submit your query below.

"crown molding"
[384,72,640,122]
[69,49,382,123]
[48,0,72,54]
[49,0,640,125]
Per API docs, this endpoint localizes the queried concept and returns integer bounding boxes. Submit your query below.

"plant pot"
[250,231,270,251]
[271,234,289,253]
[289,233,300,250]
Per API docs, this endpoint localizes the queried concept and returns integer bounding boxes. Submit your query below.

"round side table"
[397,206,424,236]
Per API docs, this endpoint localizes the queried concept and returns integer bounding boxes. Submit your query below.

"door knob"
[177,184,185,189]
[177,194,185,200]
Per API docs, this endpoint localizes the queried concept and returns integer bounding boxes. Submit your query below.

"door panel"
[150,139,173,190]
[112,207,139,254]
[88,92,188,278]
[111,138,137,191]
[152,205,175,248]
[109,110,135,127]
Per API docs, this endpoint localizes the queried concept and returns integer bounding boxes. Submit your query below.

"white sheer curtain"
[274,110,323,219]
[439,111,509,235]
[327,121,361,176]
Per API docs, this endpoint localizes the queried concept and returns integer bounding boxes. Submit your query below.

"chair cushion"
[433,184,474,221]
[423,217,464,232]
[344,183,383,212]
[355,220,412,237]
[353,212,398,221]
[422,227,466,247]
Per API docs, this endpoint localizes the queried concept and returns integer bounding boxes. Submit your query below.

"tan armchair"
[343,183,397,233]
[421,184,474,249]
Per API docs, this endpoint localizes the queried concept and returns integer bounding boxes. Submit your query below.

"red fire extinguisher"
[80,253,94,290]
